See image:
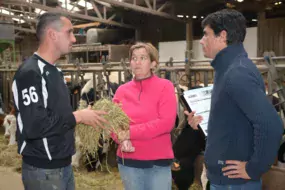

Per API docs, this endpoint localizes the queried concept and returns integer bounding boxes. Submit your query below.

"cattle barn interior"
[0,0,285,189]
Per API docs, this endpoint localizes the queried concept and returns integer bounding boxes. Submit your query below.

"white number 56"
[22,86,39,106]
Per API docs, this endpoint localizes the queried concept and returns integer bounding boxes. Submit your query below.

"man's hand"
[73,106,108,128]
[121,140,135,152]
[184,110,203,130]
[222,160,251,179]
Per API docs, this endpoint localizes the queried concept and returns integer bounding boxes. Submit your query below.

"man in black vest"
[12,12,107,190]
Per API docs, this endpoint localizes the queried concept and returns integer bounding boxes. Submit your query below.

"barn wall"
[258,17,285,56]
[158,27,258,62]
[17,34,39,60]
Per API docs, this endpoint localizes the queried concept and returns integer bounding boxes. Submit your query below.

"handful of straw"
[75,98,129,156]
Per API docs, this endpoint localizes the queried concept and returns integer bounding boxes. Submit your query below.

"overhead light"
[237,0,244,2]
[177,15,183,18]
[201,16,204,19]
[279,2,282,4]
[192,15,197,19]
[252,19,258,22]
[186,15,189,18]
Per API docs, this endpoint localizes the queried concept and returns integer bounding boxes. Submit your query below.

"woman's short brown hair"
[129,42,159,66]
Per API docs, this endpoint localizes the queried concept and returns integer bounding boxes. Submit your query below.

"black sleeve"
[13,69,76,140]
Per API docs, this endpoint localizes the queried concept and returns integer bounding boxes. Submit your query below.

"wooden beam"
[94,0,184,22]
[91,1,103,19]
[103,6,106,20]
[144,0,152,9]
[14,26,36,33]
[73,22,100,28]
[15,35,24,39]
[186,19,193,59]
[107,14,116,21]
[157,2,169,12]
[2,1,136,29]
[0,13,36,23]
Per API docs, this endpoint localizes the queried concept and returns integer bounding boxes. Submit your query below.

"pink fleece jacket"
[112,75,177,161]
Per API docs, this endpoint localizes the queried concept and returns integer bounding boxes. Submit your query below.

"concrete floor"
[0,167,24,190]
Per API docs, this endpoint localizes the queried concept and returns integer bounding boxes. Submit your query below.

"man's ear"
[219,30,227,43]
[47,28,57,41]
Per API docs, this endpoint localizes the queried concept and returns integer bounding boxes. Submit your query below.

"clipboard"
[179,86,213,136]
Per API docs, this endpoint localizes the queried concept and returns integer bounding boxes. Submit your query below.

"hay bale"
[0,135,21,172]
[75,98,129,156]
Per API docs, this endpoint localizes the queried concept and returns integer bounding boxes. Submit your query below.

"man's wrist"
[73,111,82,124]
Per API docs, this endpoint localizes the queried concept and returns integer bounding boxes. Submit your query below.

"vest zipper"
[138,81,142,101]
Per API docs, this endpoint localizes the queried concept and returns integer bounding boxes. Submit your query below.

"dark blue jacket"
[205,43,283,185]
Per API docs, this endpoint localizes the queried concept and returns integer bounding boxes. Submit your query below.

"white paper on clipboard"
[182,86,213,136]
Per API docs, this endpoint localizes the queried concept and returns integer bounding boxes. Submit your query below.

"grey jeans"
[22,161,75,190]
[118,164,172,190]
[210,180,262,190]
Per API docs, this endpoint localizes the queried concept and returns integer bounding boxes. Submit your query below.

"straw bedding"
[0,135,22,172]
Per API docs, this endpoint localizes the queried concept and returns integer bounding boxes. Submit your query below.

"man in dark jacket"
[12,12,107,190]
[185,9,283,189]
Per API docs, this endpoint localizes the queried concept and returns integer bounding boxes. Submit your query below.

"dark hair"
[202,9,246,45]
[36,12,66,42]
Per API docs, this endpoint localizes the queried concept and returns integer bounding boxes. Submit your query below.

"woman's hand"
[121,140,135,152]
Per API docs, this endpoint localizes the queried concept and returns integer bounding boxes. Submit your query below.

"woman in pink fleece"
[112,42,177,190]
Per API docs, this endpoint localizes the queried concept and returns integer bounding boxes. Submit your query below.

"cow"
[2,107,17,146]
[171,119,206,190]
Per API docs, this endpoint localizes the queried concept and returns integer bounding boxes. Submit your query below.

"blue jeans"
[118,164,172,190]
[210,180,262,190]
[22,161,75,190]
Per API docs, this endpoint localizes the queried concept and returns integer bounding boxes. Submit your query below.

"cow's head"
[3,115,17,145]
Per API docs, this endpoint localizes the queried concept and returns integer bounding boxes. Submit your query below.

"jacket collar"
[34,52,55,67]
[211,43,248,71]
[133,73,155,83]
